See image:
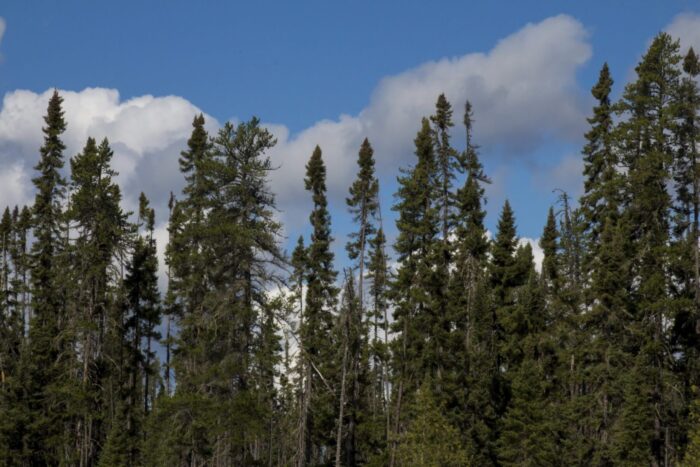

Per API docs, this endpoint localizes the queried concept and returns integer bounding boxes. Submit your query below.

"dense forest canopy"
[2,32,700,467]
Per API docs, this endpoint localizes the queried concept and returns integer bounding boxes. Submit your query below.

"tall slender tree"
[448,101,497,465]
[344,137,380,464]
[68,136,130,465]
[389,118,439,466]
[580,63,620,252]
[615,32,681,465]
[301,145,339,465]
[21,90,70,464]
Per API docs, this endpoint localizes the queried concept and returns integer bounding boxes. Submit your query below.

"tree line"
[2,32,700,466]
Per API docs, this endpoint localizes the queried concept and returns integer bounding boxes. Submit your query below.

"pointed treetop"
[139,192,155,232]
[464,100,473,133]
[592,62,613,102]
[415,118,434,161]
[431,93,454,130]
[305,145,326,194]
[179,113,210,176]
[684,47,700,76]
[292,235,307,271]
[497,200,516,239]
[1,207,11,232]
[540,207,559,287]
[43,90,67,137]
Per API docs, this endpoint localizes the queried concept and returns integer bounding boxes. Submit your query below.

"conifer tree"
[168,114,212,394]
[430,93,459,244]
[68,136,130,464]
[394,382,469,467]
[429,94,458,389]
[366,224,390,457]
[672,47,700,413]
[498,266,560,466]
[165,117,284,464]
[447,101,498,464]
[103,190,161,465]
[683,387,700,466]
[580,63,620,252]
[581,217,632,464]
[21,90,70,464]
[490,200,522,365]
[540,207,559,293]
[389,118,441,466]
[301,145,339,465]
[615,32,681,465]
[344,137,380,464]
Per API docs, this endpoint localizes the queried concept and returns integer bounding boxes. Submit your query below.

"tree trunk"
[335,338,349,467]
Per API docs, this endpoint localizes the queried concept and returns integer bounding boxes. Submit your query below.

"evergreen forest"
[4,32,700,467]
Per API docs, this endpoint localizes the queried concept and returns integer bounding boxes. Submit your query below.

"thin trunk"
[384,301,390,441]
[166,195,174,395]
[389,378,403,467]
[693,136,700,318]
[389,318,408,467]
[297,281,309,467]
[145,334,151,414]
[299,362,312,467]
[165,314,171,395]
[335,336,349,467]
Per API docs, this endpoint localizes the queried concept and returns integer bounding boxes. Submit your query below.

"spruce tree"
[301,145,339,465]
[615,32,681,465]
[540,207,559,294]
[394,382,469,467]
[68,136,130,465]
[671,47,700,425]
[582,217,632,464]
[389,118,440,466]
[580,63,620,251]
[498,266,560,466]
[344,137,380,464]
[21,90,70,464]
[429,94,458,389]
[490,200,522,365]
[447,101,498,464]
[168,114,212,394]
[366,224,391,460]
[165,117,284,464]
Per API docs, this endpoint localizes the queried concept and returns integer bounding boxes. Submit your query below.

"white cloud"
[666,12,700,54]
[0,15,592,240]
[519,237,544,273]
[152,224,171,293]
[0,88,218,218]
[0,162,31,208]
[0,88,219,291]
[266,14,592,227]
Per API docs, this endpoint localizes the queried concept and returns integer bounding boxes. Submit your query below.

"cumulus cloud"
[0,88,218,218]
[666,12,700,53]
[0,162,31,208]
[0,15,592,261]
[266,14,592,227]
[0,88,218,288]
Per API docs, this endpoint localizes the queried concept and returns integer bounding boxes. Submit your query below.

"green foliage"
[20,90,70,465]
[5,30,700,466]
[683,387,700,466]
[394,383,469,467]
[391,117,440,401]
[300,144,340,464]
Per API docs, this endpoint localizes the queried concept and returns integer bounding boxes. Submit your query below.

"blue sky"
[1,1,700,273]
